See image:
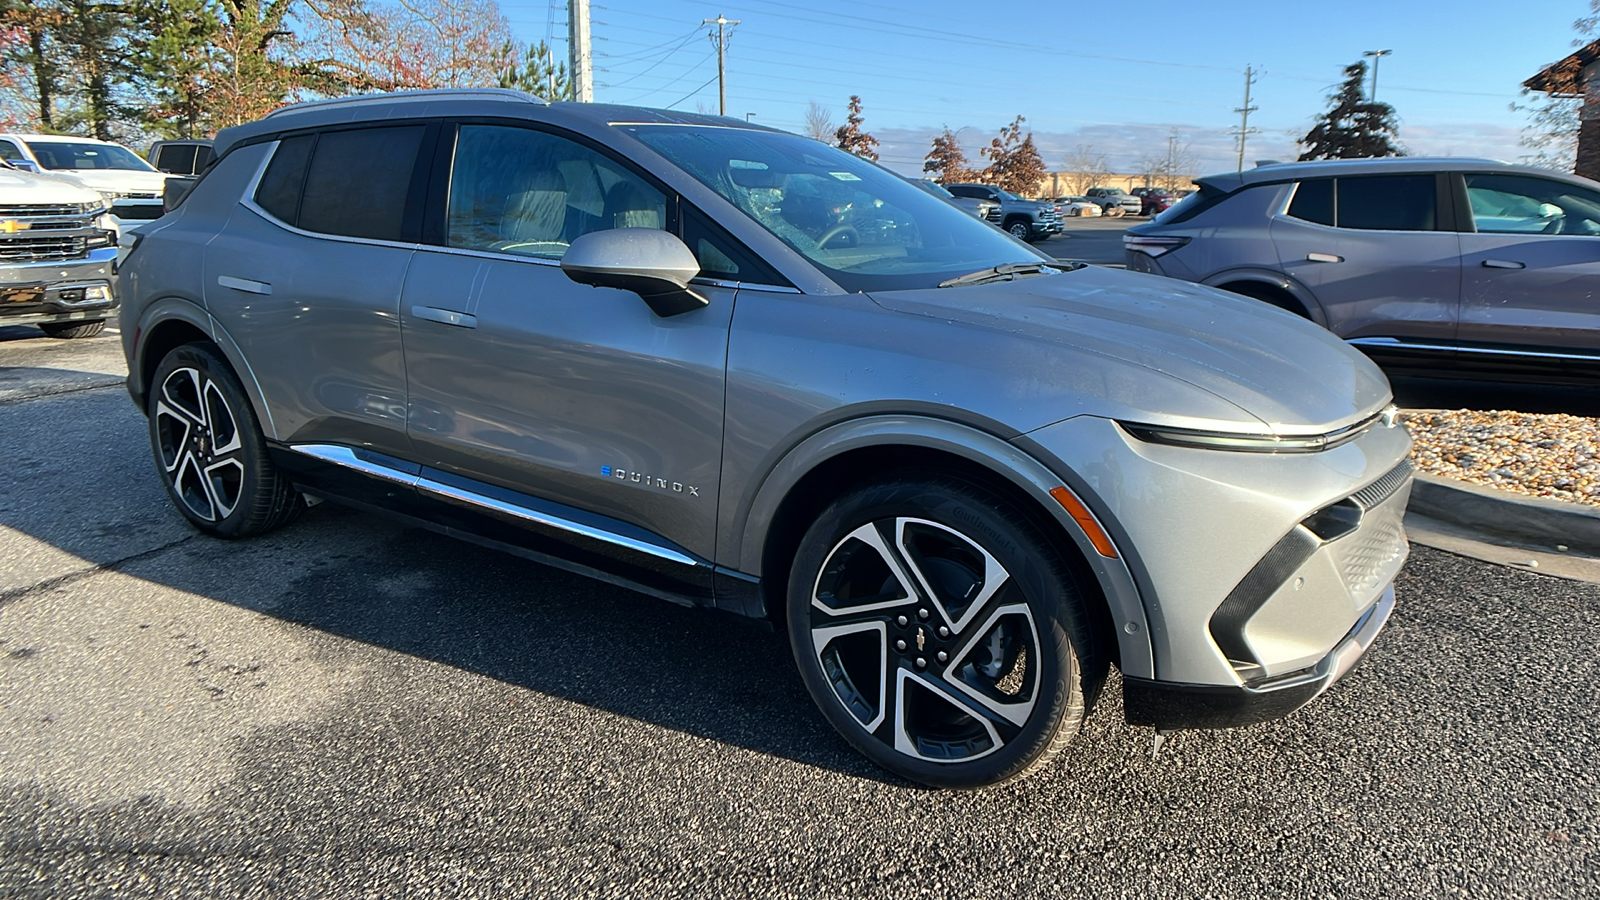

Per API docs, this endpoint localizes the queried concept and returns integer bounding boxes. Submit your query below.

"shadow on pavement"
[1390,375,1600,417]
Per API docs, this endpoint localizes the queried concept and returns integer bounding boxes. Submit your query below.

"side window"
[1286,179,1333,226]
[154,145,197,175]
[946,185,979,199]
[447,124,666,260]
[297,126,425,241]
[1465,173,1600,236]
[0,141,23,162]
[254,134,315,225]
[680,206,787,286]
[1335,175,1436,231]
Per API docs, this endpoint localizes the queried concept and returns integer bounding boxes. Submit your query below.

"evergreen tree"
[1298,61,1403,160]
[498,40,569,100]
[133,0,223,139]
[834,94,878,161]
[922,127,970,183]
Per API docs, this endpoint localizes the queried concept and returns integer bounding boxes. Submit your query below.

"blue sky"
[500,0,1588,176]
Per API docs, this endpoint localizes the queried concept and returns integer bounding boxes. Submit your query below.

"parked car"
[942,182,1063,241]
[1139,190,1179,217]
[1085,186,1141,217]
[1125,157,1600,381]
[0,161,118,338]
[1053,196,1102,217]
[121,89,1410,788]
[148,139,215,176]
[907,177,999,223]
[0,133,167,228]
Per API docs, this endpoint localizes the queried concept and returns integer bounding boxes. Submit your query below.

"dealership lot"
[1,326,1595,898]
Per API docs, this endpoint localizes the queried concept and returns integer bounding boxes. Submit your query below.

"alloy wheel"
[153,366,246,522]
[808,517,1042,763]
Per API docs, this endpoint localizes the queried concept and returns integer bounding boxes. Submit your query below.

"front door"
[1457,171,1600,357]
[399,122,732,562]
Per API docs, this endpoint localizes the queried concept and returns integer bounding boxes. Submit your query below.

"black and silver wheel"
[1006,220,1032,241]
[38,320,104,339]
[148,343,299,538]
[787,477,1101,788]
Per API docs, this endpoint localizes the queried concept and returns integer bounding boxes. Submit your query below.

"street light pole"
[1362,49,1392,103]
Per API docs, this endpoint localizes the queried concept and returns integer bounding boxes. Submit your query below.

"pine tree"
[834,95,879,162]
[922,127,970,183]
[1298,62,1403,161]
[498,40,569,100]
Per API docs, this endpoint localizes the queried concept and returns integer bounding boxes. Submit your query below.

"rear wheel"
[787,476,1101,788]
[148,343,300,538]
[38,320,104,339]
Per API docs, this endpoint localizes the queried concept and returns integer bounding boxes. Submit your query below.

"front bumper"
[1123,583,1395,729]
[0,246,118,326]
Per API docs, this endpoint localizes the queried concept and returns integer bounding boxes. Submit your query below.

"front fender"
[732,414,1156,679]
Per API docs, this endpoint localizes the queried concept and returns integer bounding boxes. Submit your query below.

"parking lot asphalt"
[2,327,1597,899]
[1048,216,1130,266]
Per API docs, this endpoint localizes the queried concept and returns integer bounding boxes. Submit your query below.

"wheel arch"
[1203,269,1328,327]
[738,416,1154,678]
[132,300,277,438]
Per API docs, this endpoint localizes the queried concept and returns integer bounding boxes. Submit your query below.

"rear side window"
[298,126,425,241]
[154,145,197,174]
[1335,175,1436,231]
[255,134,314,224]
[1286,179,1334,226]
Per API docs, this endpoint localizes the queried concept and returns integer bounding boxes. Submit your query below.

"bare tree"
[1060,144,1110,195]
[804,100,833,142]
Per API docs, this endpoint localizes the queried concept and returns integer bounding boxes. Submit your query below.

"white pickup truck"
[0,161,118,338]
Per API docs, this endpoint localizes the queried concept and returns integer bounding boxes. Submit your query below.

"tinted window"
[154,144,198,174]
[1287,179,1333,226]
[946,185,985,199]
[446,124,666,260]
[297,126,424,241]
[1465,173,1600,236]
[0,141,23,162]
[1336,175,1436,231]
[255,134,315,225]
[681,207,785,285]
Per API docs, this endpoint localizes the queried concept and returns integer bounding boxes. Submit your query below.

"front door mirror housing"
[560,228,709,317]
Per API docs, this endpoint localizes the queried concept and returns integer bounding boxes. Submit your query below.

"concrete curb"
[1408,473,1600,556]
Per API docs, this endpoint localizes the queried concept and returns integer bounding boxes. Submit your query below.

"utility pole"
[545,43,555,99]
[702,13,740,116]
[568,0,593,102]
[1232,65,1260,171]
[1362,49,1392,103]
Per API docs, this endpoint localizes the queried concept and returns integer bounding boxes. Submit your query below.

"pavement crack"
[0,379,127,407]
[0,535,200,609]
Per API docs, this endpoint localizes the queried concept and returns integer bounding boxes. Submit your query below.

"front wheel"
[787,477,1102,788]
[1006,221,1032,241]
[38,320,104,339]
[147,343,300,538]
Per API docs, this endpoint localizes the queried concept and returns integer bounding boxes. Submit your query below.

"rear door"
[1457,171,1600,356]
[399,121,735,563]
[202,124,432,457]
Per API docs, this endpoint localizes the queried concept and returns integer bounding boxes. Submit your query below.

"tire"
[787,476,1103,788]
[1006,220,1032,241]
[38,320,104,339]
[147,342,300,538]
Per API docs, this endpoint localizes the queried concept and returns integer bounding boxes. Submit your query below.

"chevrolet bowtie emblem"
[0,220,28,234]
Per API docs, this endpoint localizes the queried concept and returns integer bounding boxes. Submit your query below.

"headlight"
[1119,406,1395,453]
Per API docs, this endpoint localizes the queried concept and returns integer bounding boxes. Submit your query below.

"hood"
[869,266,1391,434]
[49,167,168,195]
[0,167,102,205]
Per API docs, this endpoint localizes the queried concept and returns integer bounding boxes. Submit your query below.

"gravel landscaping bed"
[1403,410,1600,508]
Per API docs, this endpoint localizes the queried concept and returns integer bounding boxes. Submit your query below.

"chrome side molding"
[1348,336,1600,363]
[286,443,699,568]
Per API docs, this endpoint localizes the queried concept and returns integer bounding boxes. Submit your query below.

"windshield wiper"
[936,261,1080,288]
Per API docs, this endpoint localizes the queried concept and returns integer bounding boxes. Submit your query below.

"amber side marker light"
[1049,487,1118,559]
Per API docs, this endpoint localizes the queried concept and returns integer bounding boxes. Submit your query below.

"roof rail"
[266,88,547,118]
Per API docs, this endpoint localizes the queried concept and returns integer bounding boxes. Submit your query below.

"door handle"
[1481,259,1525,269]
[1306,253,1344,263]
[217,275,271,295]
[411,306,477,328]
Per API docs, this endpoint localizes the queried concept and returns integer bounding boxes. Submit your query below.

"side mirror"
[560,228,709,317]
[12,159,40,173]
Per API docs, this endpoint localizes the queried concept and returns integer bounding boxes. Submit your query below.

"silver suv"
[1126,157,1600,379]
[120,90,1410,788]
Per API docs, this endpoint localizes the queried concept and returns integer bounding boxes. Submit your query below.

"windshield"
[626,126,1047,292]
[25,140,154,172]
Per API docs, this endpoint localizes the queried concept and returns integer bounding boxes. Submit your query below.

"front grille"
[0,203,82,218]
[1339,513,1407,596]
[985,209,1002,223]
[1352,458,1413,509]
[0,235,88,262]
